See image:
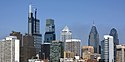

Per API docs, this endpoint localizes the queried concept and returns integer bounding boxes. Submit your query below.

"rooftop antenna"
[93,20,95,26]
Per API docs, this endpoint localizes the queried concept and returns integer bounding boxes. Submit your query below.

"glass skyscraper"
[44,19,56,43]
[28,5,42,54]
[88,24,99,53]
[109,28,119,62]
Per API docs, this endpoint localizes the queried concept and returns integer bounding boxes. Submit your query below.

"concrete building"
[81,46,94,60]
[101,35,114,62]
[10,31,23,62]
[10,31,36,62]
[50,41,64,62]
[65,39,81,58]
[116,45,125,62]
[0,36,20,62]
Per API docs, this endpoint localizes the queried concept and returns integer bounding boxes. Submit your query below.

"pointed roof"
[62,26,71,32]
[92,20,95,26]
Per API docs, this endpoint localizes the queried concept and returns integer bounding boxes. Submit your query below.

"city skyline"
[0,0,125,46]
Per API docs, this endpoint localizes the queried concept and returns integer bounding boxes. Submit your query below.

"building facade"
[50,41,64,62]
[28,5,42,54]
[81,46,94,60]
[22,34,36,62]
[0,36,20,62]
[41,43,51,60]
[101,35,114,62]
[61,26,72,51]
[65,39,81,57]
[116,45,125,62]
[88,24,99,53]
[44,19,56,43]
[109,28,119,62]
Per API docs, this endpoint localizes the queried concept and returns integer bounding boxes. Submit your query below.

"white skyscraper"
[101,35,114,62]
[0,36,20,62]
[61,26,72,51]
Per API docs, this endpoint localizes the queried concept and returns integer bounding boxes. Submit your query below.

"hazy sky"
[0,0,125,46]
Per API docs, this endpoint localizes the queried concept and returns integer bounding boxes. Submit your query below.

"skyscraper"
[0,36,20,62]
[28,5,42,54]
[61,26,72,51]
[109,28,119,45]
[109,28,119,62]
[88,24,99,53]
[44,19,56,43]
[101,35,114,62]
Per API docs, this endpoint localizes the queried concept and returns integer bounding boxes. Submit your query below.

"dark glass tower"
[44,19,56,43]
[109,28,119,62]
[109,28,119,45]
[88,24,99,53]
[28,5,42,54]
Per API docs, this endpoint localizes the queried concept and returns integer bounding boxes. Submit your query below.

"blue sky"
[0,0,125,45]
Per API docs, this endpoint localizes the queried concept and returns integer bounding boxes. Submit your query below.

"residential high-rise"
[10,31,23,62]
[101,35,114,62]
[65,39,81,57]
[116,45,125,62]
[61,26,72,51]
[28,5,42,54]
[109,28,119,62]
[44,19,56,43]
[0,36,20,62]
[88,24,99,53]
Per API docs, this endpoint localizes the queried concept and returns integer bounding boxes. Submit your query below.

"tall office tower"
[61,26,72,51]
[0,36,20,62]
[28,5,42,54]
[109,28,119,45]
[44,19,56,43]
[101,35,114,62]
[88,24,99,53]
[109,28,119,62]
[65,39,81,58]
[50,41,64,62]
[81,46,94,60]
[116,45,125,62]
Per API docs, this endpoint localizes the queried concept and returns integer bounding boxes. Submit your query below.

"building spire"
[29,4,32,13]
[93,20,95,26]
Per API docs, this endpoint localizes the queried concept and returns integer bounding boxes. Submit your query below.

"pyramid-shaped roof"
[62,26,71,32]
